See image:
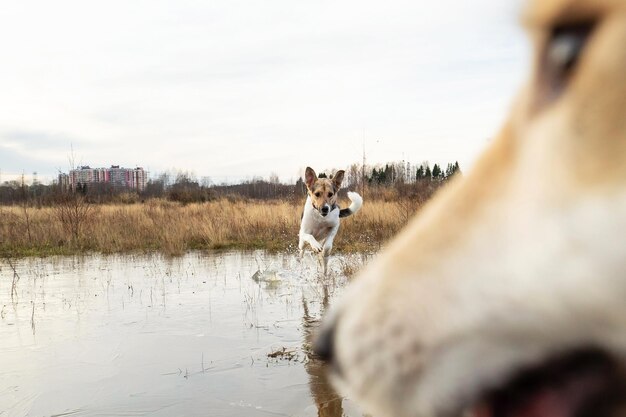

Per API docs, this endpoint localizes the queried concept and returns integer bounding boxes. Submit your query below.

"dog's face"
[305,167,345,217]
[316,1,626,417]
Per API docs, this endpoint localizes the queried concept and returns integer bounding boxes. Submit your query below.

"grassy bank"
[0,197,423,257]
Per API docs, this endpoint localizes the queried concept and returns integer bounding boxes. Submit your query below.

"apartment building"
[68,166,147,191]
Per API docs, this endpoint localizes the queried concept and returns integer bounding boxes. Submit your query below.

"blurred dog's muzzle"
[313,316,343,376]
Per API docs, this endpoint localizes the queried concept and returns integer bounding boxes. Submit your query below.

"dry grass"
[0,197,418,257]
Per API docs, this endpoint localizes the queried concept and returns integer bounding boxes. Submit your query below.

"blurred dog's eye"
[328,192,333,198]
[547,24,591,74]
[315,192,321,197]
[543,22,593,97]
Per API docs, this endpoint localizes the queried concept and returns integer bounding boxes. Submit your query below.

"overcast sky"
[0,0,528,184]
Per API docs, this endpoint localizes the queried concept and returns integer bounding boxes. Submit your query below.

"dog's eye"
[328,192,333,198]
[542,22,594,98]
[315,192,321,197]
[547,24,591,75]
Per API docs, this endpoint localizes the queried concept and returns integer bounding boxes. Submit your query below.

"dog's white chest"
[301,197,340,240]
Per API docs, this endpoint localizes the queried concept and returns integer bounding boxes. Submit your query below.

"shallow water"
[0,251,369,417]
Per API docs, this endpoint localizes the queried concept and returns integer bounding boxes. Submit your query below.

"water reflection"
[303,285,344,417]
[0,251,369,417]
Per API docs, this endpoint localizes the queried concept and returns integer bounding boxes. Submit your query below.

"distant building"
[68,165,147,192]
[57,173,70,190]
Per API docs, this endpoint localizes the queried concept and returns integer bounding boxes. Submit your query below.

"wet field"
[0,251,369,417]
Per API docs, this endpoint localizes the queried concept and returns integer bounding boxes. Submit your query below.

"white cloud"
[0,0,528,182]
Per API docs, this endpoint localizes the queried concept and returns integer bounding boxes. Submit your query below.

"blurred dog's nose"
[321,205,330,215]
[313,319,336,362]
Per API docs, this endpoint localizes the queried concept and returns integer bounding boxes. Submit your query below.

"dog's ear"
[333,170,345,189]
[305,167,317,190]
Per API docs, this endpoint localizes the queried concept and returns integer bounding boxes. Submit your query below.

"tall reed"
[0,197,417,257]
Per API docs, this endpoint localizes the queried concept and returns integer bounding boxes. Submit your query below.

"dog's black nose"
[313,320,336,362]
[321,206,330,215]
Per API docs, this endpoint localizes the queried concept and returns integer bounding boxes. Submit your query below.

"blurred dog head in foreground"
[315,0,626,416]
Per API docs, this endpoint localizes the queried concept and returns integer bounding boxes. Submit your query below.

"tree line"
[369,161,460,185]
[0,160,461,205]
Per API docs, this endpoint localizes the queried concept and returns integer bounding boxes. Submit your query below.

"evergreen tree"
[454,161,461,176]
[445,163,454,177]
[432,164,442,179]
[444,161,462,178]
[295,177,306,195]
[424,165,432,180]
[416,166,425,180]
[383,164,392,183]
[369,168,376,183]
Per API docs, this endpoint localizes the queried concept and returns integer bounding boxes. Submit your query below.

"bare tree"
[346,163,361,189]
[54,147,96,242]
[269,173,280,184]
[395,196,420,223]
[54,193,95,242]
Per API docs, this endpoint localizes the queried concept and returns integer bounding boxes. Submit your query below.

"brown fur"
[305,167,344,211]
[320,1,626,416]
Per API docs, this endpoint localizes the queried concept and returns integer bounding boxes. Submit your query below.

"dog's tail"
[339,191,363,218]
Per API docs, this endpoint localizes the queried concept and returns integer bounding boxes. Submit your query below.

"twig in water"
[5,258,21,302]
[30,300,35,335]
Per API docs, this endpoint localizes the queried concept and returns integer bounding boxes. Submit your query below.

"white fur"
[319,1,626,415]
[328,145,626,417]
[345,191,363,215]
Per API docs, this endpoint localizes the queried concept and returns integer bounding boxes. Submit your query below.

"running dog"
[315,0,626,416]
[299,167,362,275]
